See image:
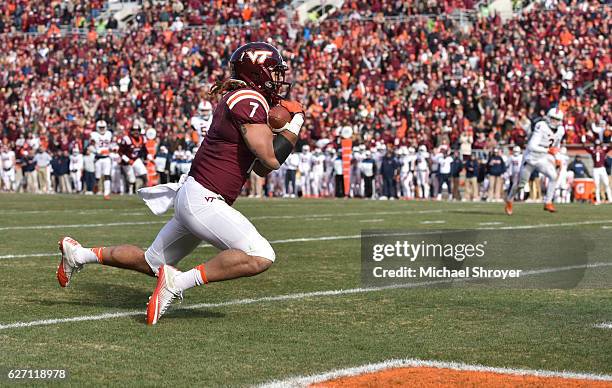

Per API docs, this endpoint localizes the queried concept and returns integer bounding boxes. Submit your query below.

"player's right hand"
[548,147,559,156]
[280,100,304,115]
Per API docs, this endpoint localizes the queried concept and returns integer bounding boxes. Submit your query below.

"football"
[267,105,292,133]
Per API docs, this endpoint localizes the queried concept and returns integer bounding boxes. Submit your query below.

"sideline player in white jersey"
[323,147,336,196]
[109,144,124,194]
[69,147,84,193]
[350,147,364,197]
[416,145,430,199]
[299,144,313,197]
[399,146,416,198]
[190,101,213,146]
[1,144,16,191]
[90,120,113,199]
[507,146,524,200]
[505,108,565,215]
[311,147,325,198]
[555,146,571,203]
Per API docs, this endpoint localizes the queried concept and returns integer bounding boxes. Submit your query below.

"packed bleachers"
[0,0,610,200]
[0,1,106,33]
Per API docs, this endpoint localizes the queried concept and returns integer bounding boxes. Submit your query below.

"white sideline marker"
[594,322,612,329]
[258,357,612,387]
[2,219,612,260]
[0,262,610,331]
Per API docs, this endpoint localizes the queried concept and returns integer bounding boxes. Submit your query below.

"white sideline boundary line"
[594,322,612,329]
[0,262,610,331]
[258,357,612,387]
[0,209,445,232]
[2,219,612,260]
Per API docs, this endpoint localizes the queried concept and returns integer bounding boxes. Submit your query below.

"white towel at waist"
[137,174,188,215]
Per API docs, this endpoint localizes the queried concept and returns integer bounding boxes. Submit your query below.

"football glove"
[280,100,304,115]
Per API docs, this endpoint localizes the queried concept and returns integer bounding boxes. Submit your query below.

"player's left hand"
[548,147,559,156]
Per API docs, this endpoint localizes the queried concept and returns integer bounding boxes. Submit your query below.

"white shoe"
[146,265,183,325]
[56,237,83,288]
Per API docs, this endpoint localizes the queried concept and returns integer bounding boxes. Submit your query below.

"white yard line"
[0,262,610,331]
[478,222,503,226]
[258,357,612,387]
[359,219,384,223]
[250,209,446,220]
[0,221,167,231]
[0,209,445,232]
[2,219,612,260]
[593,322,612,329]
[420,220,446,224]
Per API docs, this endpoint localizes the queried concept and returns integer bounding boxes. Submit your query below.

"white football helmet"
[302,144,310,153]
[408,147,416,155]
[198,101,212,118]
[418,145,427,153]
[96,120,107,134]
[546,108,564,128]
[513,146,521,155]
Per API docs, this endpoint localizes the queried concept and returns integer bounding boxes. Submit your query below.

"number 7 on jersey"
[249,102,259,118]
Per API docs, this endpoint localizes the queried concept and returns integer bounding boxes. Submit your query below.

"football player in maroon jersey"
[56,42,305,324]
[119,124,148,194]
[584,139,611,204]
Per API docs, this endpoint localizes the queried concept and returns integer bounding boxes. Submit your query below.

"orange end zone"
[311,367,612,388]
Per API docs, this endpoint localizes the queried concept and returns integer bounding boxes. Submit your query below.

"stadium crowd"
[0,0,610,202]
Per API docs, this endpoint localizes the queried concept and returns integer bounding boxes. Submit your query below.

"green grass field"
[0,193,611,386]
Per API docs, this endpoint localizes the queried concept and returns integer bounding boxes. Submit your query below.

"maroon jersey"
[586,145,610,168]
[119,135,146,165]
[189,88,270,205]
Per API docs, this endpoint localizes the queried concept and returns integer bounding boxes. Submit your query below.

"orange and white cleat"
[504,200,513,216]
[146,265,183,325]
[543,202,557,213]
[57,237,83,288]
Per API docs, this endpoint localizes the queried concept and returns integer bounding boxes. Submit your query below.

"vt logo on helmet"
[246,50,273,64]
[230,42,291,105]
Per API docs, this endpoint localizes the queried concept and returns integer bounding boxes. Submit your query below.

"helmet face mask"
[198,101,212,118]
[96,120,107,134]
[230,42,292,104]
[546,108,563,129]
